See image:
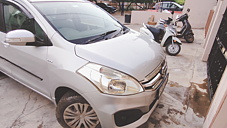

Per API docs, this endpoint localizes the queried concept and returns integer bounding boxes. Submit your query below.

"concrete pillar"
[202,0,226,61]
[203,67,227,128]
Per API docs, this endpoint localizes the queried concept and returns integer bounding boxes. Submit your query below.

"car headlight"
[78,63,144,95]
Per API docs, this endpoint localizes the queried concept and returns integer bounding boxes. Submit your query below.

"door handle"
[47,59,53,63]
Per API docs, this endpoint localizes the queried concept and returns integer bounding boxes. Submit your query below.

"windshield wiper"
[123,27,130,34]
[112,27,130,38]
[116,21,130,34]
[85,30,117,44]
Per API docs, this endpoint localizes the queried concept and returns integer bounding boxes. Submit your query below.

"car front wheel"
[56,91,101,128]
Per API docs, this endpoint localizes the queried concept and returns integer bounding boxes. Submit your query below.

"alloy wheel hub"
[63,103,99,128]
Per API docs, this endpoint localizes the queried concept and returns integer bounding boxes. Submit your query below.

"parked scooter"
[140,22,182,56]
[175,8,194,43]
[156,9,194,43]
[155,11,175,39]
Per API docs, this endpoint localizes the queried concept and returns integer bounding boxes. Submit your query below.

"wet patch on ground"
[149,105,186,127]
[186,79,211,117]
[164,81,189,104]
[149,117,161,127]
[148,79,210,127]
[147,81,189,127]
[165,79,210,118]
[37,122,43,128]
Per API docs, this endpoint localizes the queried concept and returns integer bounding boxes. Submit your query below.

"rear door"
[0,1,51,96]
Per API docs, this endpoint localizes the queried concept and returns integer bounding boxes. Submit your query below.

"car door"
[0,2,12,74]
[0,1,51,97]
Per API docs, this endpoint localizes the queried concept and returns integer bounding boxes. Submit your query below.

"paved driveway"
[0,72,61,128]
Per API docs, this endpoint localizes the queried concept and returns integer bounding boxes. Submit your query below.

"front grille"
[140,60,167,90]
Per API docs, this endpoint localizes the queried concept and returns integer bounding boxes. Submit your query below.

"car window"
[4,5,30,32]
[3,4,46,44]
[0,3,5,32]
[169,3,177,9]
[33,2,124,44]
[161,3,169,8]
[98,3,106,8]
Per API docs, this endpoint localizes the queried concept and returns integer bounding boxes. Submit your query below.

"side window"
[3,4,49,45]
[100,4,105,8]
[166,3,171,8]
[170,4,177,9]
[0,3,5,32]
[4,4,29,32]
[161,3,168,8]
[34,21,44,42]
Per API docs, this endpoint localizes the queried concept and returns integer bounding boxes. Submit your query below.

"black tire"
[56,91,101,128]
[184,34,194,43]
[165,42,181,56]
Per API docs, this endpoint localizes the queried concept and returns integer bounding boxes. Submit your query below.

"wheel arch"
[55,87,80,105]
[163,36,182,47]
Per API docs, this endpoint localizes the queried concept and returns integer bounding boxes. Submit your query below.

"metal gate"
[207,8,227,100]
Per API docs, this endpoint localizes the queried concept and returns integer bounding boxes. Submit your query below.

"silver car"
[0,0,168,127]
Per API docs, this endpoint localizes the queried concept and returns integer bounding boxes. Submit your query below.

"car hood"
[75,30,165,81]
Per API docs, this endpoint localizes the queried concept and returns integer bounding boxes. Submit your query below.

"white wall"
[183,0,217,28]
[211,96,227,128]
[131,11,178,25]
[131,0,217,28]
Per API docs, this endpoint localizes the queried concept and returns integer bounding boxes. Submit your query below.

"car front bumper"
[84,73,169,128]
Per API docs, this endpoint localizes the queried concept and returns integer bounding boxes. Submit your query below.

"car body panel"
[76,30,165,81]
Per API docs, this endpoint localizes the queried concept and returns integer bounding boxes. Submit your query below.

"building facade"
[202,0,227,127]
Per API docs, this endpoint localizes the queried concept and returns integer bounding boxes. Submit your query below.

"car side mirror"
[5,29,35,46]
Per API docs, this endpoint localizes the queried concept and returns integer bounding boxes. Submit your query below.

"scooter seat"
[146,25,162,42]
[147,26,161,34]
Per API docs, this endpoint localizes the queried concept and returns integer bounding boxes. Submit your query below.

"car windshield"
[32,1,126,44]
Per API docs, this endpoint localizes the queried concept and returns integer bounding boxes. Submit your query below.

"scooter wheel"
[165,43,181,56]
[184,34,194,43]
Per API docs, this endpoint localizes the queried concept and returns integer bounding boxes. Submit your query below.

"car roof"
[159,1,183,8]
[161,1,176,3]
